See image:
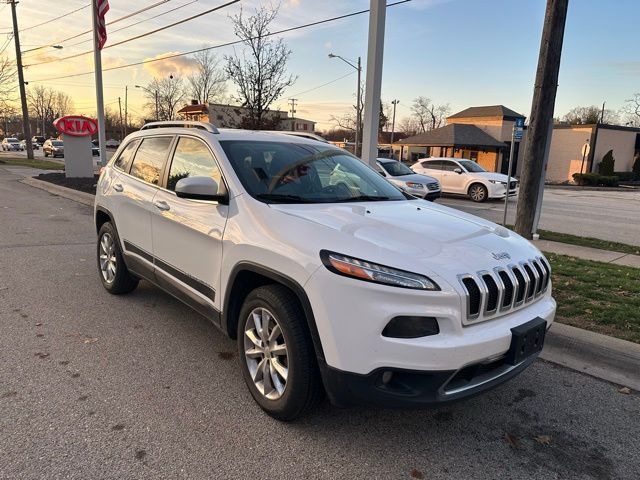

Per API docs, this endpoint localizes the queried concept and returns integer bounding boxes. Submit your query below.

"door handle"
[153,200,170,211]
[112,183,123,192]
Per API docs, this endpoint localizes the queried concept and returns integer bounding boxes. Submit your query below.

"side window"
[441,161,458,171]
[113,139,140,171]
[129,136,173,186]
[166,137,224,193]
[424,161,440,170]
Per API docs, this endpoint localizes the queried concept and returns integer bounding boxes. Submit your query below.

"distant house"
[205,103,317,132]
[393,105,526,171]
[279,116,316,133]
[177,100,209,122]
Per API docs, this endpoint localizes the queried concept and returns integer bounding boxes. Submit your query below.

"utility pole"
[361,0,386,167]
[124,85,128,136]
[91,0,107,165]
[600,101,605,123]
[9,0,33,160]
[515,0,569,239]
[118,96,124,140]
[390,99,399,151]
[288,98,297,117]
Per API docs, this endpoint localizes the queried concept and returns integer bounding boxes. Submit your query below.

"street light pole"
[9,0,33,160]
[135,85,160,120]
[329,53,362,157]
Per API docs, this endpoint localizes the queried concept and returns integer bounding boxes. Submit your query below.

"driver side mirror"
[175,176,228,204]
[454,168,463,174]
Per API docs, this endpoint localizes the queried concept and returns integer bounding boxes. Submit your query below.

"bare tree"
[187,50,227,104]
[27,86,74,137]
[397,116,420,136]
[562,105,619,125]
[411,96,450,132]
[224,4,295,129]
[622,93,640,126]
[144,76,185,121]
[0,55,16,113]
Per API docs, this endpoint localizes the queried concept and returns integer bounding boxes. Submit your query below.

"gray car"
[377,158,441,201]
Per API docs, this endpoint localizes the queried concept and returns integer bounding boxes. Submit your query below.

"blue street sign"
[514,129,523,141]
[515,118,524,128]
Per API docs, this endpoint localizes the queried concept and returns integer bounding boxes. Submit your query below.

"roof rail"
[140,121,219,134]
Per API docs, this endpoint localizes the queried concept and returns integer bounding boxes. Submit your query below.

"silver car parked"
[376,158,441,201]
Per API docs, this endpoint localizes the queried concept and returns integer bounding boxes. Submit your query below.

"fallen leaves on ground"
[83,337,99,345]
[504,432,520,448]
[410,469,424,479]
[533,435,552,446]
[618,387,631,394]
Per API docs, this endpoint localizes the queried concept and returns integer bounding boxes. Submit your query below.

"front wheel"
[238,285,323,421]
[97,222,139,294]
[468,183,488,202]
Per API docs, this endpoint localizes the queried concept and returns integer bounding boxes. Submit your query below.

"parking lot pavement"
[1,168,639,480]
[437,188,640,247]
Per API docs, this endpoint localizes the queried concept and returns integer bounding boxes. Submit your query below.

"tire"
[237,284,323,421]
[468,183,488,202]
[97,222,139,294]
[44,151,49,157]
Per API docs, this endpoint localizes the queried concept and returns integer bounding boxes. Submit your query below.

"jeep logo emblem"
[491,252,511,261]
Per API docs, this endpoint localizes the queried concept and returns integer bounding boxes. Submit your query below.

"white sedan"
[411,157,518,202]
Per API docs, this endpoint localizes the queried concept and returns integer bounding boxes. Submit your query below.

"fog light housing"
[382,316,439,339]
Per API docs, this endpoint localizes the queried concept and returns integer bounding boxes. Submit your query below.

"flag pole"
[91,0,107,166]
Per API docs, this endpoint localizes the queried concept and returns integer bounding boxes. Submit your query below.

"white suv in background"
[411,157,518,202]
[94,121,555,420]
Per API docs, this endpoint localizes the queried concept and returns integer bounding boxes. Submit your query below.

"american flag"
[96,0,110,50]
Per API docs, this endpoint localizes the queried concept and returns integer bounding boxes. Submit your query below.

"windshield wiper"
[256,193,313,203]
[338,195,391,202]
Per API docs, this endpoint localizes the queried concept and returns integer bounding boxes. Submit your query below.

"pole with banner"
[92,0,109,166]
[502,118,523,226]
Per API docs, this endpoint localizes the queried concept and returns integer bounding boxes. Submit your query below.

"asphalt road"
[1,167,638,480]
[437,188,640,247]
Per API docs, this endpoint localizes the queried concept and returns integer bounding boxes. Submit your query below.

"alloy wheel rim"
[243,307,289,400]
[470,186,485,201]
[99,232,117,284]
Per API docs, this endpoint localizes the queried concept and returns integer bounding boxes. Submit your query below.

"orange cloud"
[142,52,199,78]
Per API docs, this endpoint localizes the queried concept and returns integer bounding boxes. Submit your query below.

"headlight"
[489,180,507,185]
[320,250,439,290]
[405,182,424,189]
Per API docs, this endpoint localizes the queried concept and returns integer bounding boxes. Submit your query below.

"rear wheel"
[44,151,49,157]
[237,285,323,421]
[97,222,138,294]
[468,183,488,202]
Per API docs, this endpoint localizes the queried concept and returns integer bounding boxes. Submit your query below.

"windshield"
[379,160,413,176]
[458,160,486,173]
[7,138,18,143]
[220,141,408,203]
[52,141,63,146]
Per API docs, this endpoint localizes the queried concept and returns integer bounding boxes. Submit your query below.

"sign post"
[54,115,98,178]
[502,118,524,226]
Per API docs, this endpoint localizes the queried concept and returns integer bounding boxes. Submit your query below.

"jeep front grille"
[458,257,551,323]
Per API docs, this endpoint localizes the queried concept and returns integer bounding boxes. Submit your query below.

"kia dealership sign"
[54,115,98,137]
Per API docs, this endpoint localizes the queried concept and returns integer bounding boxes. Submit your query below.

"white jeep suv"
[94,121,555,420]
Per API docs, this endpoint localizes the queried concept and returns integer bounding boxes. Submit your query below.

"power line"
[28,0,412,83]
[19,4,90,34]
[61,0,199,51]
[24,0,239,67]
[22,1,171,55]
[288,71,356,98]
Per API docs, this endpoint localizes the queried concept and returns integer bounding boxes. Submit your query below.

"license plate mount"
[506,317,547,365]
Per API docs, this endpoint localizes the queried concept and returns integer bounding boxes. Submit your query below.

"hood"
[390,173,438,184]
[270,200,539,276]
[474,172,516,182]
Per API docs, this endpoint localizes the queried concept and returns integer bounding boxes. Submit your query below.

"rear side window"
[441,161,458,171]
[129,136,173,185]
[166,137,224,193]
[113,139,140,171]
[423,160,441,170]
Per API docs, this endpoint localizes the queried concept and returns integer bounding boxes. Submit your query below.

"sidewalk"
[534,238,640,268]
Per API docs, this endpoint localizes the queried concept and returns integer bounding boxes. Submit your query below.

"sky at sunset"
[1,0,638,131]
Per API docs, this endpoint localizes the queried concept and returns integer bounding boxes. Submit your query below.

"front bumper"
[306,266,555,406]
[319,351,538,408]
[488,183,518,199]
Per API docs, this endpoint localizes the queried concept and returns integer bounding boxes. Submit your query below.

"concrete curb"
[545,184,638,192]
[541,323,640,390]
[20,176,94,207]
[16,174,640,391]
